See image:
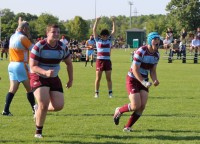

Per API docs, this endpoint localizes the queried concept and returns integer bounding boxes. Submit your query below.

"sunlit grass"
[0,48,199,144]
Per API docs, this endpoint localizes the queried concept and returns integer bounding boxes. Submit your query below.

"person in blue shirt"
[85,35,96,67]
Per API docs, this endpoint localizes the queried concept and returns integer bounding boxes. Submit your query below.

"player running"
[113,32,160,132]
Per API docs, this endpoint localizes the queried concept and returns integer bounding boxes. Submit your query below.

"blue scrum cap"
[147,32,160,46]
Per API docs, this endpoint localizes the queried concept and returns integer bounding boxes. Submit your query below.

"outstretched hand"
[96,16,101,21]
[66,80,73,89]
[110,16,115,21]
[18,17,22,25]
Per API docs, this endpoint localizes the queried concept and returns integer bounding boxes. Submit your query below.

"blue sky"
[1,0,171,20]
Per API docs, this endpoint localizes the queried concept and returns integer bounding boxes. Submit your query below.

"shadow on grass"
[49,113,200,118]
[0,139,131,144]
[146,128,200,134]
[66,132,200,142]
[1,129,199,144]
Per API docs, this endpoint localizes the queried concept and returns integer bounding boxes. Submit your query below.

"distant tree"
[0,9,15,39]
[166,0,200,32]
[35,13,60,37]
[67,16,88,41]
[115,15,129,39]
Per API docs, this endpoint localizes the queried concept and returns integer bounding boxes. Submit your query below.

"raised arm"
[110,16,116,37]
[93,17,101,39]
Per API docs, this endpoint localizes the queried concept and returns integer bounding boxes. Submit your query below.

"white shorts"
[8,62,29,82]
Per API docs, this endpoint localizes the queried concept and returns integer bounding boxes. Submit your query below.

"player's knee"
[130,103,140,111]
[40,104,49,111]
[139,104,146,112]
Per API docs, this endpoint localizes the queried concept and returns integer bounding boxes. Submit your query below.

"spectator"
[171,39,181,59]
[180,28,187,39]
[73,39,78,46]
[166,27,173,43]
[189,35,200,55]
[163,36,171,54]
[73,45,82,62]
[1,37,9,60]
[60,35,68,46]
[179,35,187,58]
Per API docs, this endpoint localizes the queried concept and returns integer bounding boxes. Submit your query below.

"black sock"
[27,92,35,111]
[91,60,93,66]
[36,125,43,135]
[4,92,14,112]
[85,60,88,66]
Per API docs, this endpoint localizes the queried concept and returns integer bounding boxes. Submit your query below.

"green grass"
[0,48,200,144]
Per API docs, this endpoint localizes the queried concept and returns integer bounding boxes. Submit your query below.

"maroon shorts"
[30,73,63,92]
[126,75,148,95]
[96,59,112,71]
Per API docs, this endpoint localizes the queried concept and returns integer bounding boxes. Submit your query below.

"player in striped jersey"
[2,17,36,116]
[113,32,160,132]
[29,24,73,138]
[93,16,116,98]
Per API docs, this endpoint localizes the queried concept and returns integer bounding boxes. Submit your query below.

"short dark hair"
[100,29,109,36]
[46,24,59,32]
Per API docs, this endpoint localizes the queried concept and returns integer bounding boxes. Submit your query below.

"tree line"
[1,0,199,42]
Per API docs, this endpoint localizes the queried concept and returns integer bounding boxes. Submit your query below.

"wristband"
[141,80,152,88]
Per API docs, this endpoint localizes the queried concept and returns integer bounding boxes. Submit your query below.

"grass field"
[0,48,200,144]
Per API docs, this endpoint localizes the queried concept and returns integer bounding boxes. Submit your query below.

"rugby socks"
[125,112,141,128]
[3,92,14,112]
[36,125,43,135]
[85,60,89,67]
[5,53,8,59]
[95,90,99,94]
[91,60,93,67]
[119,103,131,113]
[108,90,112,94]
[27,92,36,112]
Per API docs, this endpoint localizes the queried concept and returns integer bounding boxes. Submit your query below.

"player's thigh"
[22,79,32,92]
[50,91,64,107]
[128,93,141,110]
[34,87,51,106]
